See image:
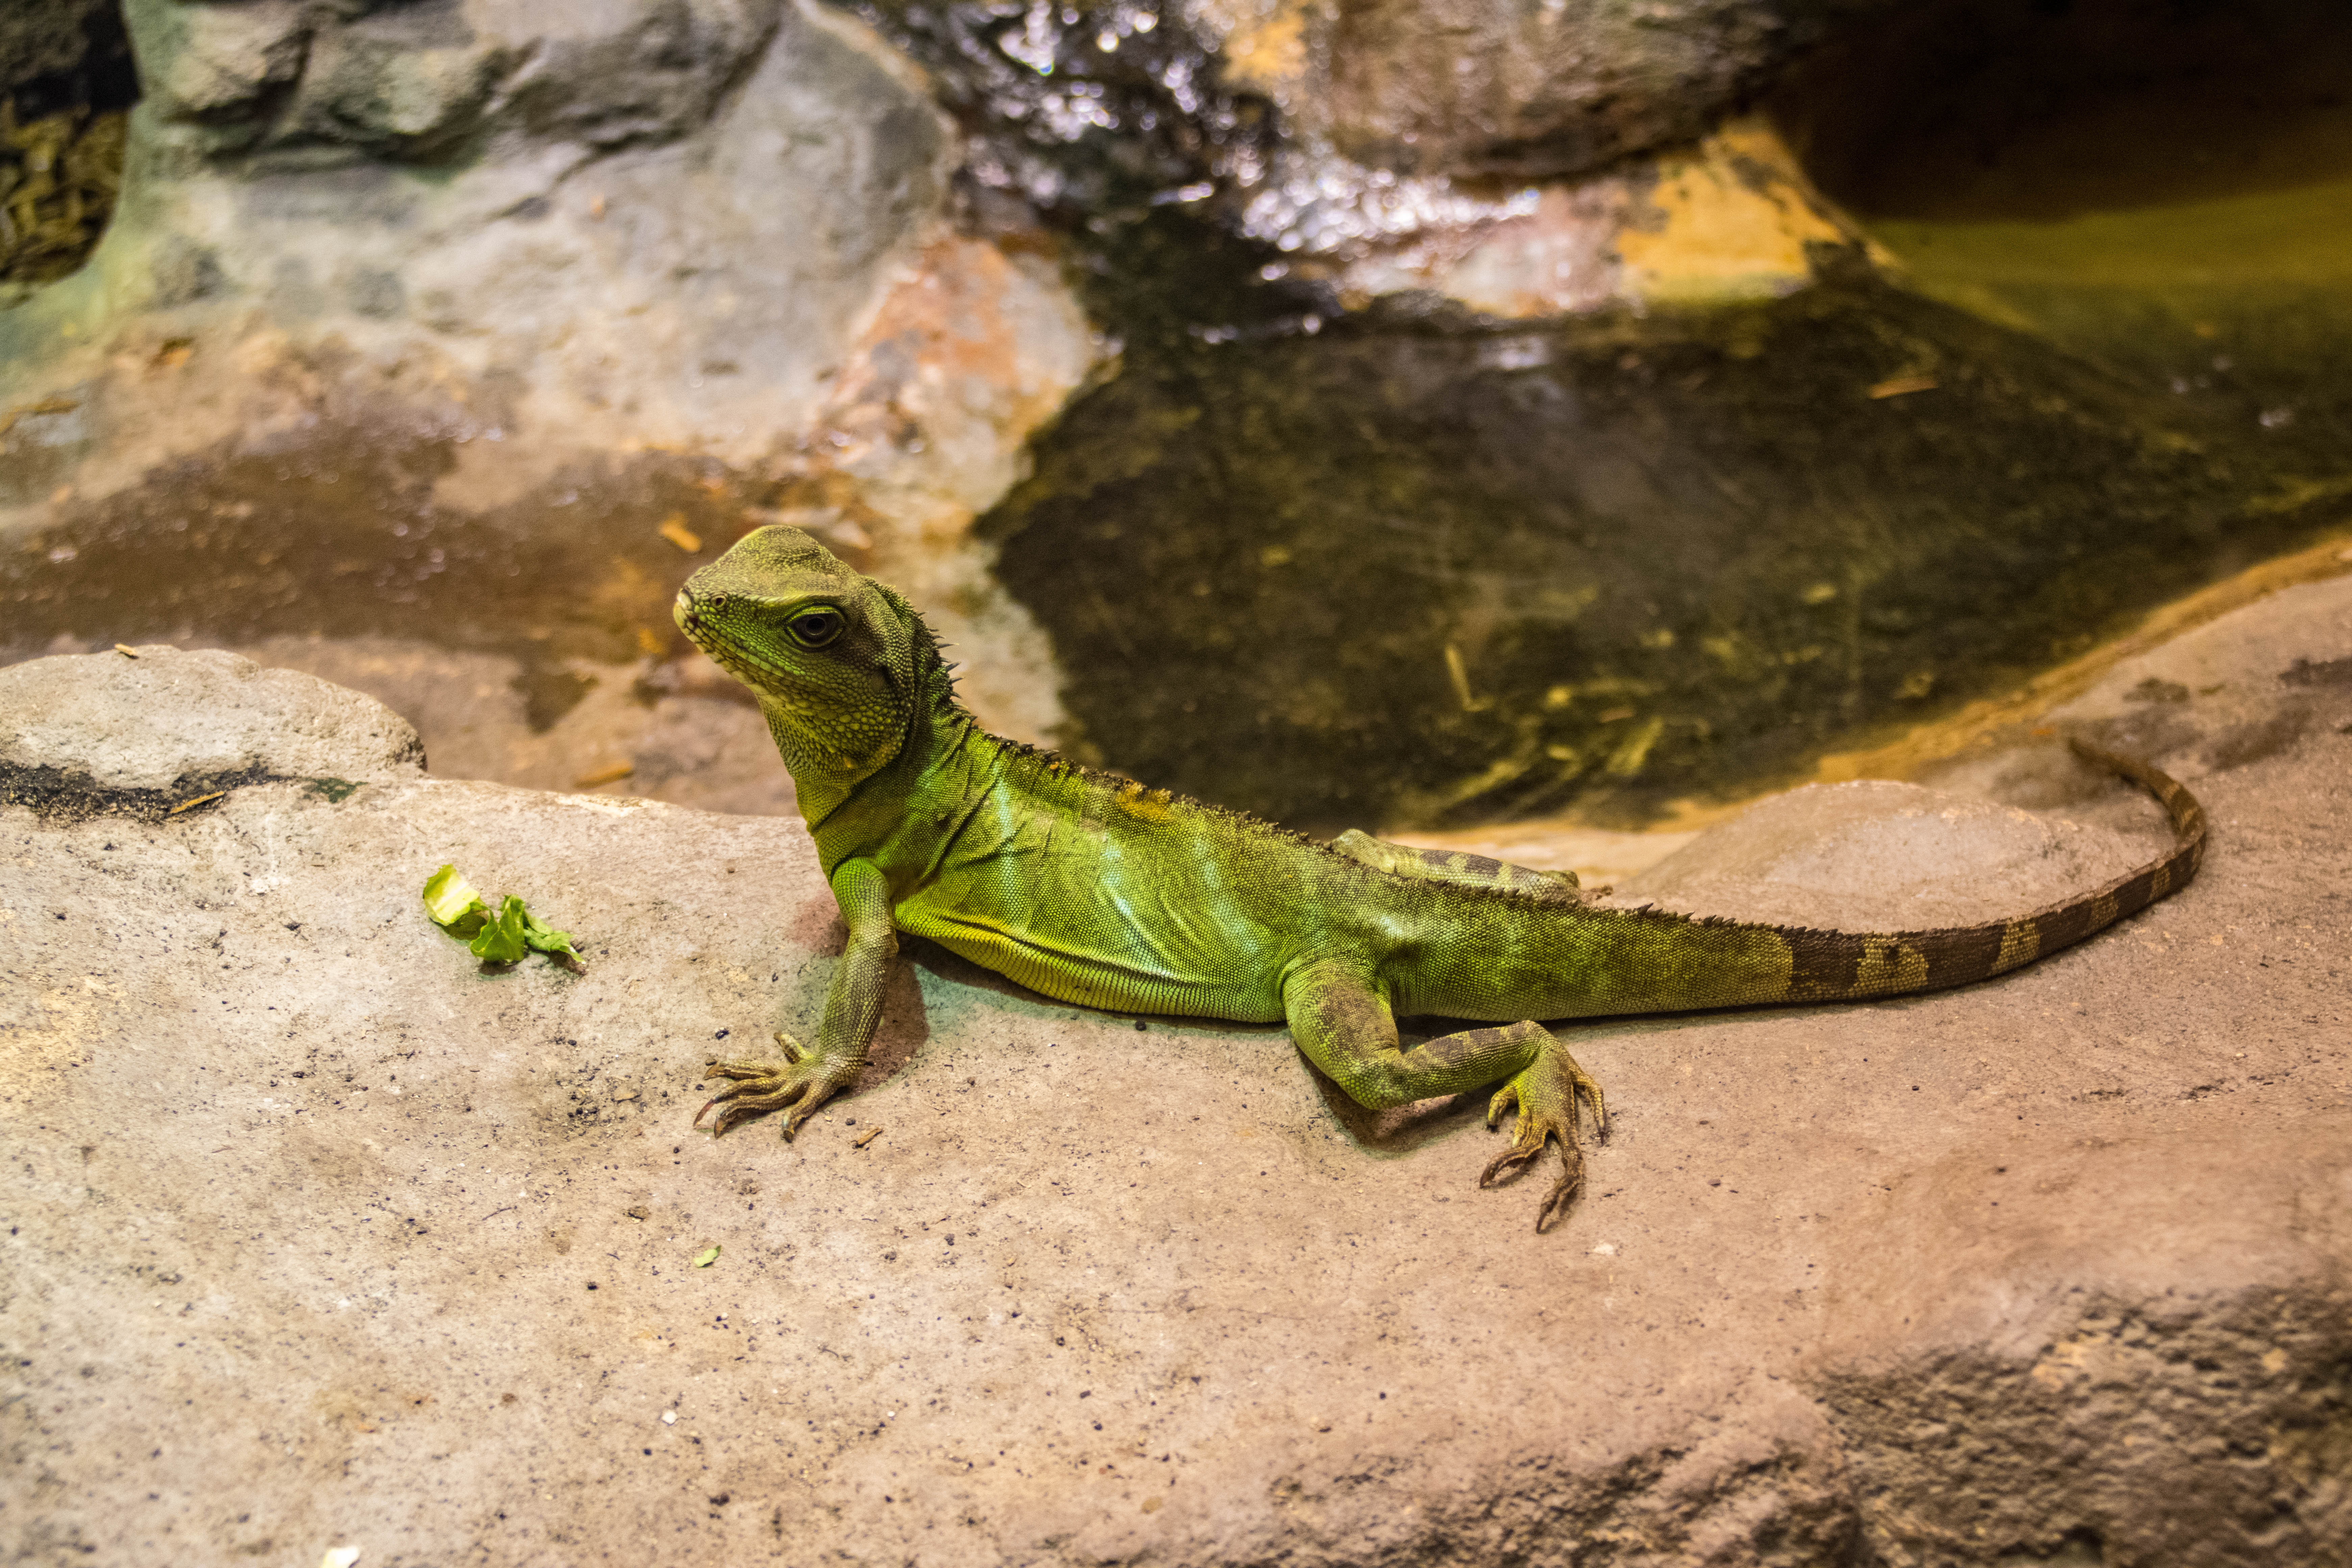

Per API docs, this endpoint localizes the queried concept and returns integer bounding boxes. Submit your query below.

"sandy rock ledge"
[2,637,2348,1567]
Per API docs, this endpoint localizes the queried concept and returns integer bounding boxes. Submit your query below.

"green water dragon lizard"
[674,526,2206,1228]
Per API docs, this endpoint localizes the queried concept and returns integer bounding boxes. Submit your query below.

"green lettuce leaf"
[518,904,583,963]
[424,866,586,967]
[422,864,491,937]
[469,895,531,963]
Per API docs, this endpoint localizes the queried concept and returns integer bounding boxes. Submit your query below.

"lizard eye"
[785,607,846,649]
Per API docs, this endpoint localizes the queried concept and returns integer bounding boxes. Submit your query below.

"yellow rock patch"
[1617,121,1869,305]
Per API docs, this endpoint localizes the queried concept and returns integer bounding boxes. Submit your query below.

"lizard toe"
[1533,1142,1587,1233]
[699,1086,798,1137]
[780,1091,838,1142]
[705,1033,812,1082]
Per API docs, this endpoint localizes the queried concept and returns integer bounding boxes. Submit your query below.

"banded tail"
[1772,739,2206,1003]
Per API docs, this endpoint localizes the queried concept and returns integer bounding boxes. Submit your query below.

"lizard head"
[672,526,932,792]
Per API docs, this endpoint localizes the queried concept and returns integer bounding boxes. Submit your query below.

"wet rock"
[1214,0,1884,183]
[3,529,2347,1566]
[859,0,1876,307]
[1320,118,1869,317]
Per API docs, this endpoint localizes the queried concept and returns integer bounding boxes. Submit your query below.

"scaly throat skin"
[753,662,969,836]
[754,695,862,827]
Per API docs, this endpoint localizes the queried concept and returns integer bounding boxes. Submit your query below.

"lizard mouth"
[673,588,730,656]
[672,589,704,643]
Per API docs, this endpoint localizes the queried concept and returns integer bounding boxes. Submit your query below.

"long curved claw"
[1564,1054,1607,1138]
[697,1082,811,1137]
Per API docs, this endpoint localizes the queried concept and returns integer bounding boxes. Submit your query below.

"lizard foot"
[694,1031,853,1140]
[1479,1036,1608,1233]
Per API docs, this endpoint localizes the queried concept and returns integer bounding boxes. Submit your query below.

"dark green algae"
[982,218,2351,835]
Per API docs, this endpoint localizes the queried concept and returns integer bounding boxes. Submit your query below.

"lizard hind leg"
[1480,1036,1608,1233]
[1284,959,1606,1232]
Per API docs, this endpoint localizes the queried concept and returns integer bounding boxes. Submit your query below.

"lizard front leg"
[698,858,896,1140]
[1284,957,1607,1231]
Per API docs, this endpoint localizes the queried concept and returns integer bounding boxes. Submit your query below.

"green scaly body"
[677,528,2206,1228]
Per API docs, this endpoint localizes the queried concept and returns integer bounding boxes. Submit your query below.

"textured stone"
[35,0,943,473]
[0,645,423,791]
[129,0,791,164]
[862,0,1884,308]
[2,542,2347,1566]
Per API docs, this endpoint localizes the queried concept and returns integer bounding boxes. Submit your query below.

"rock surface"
[0,645,423,794]
[866,0,1879,304]
[1609,779,2154,931]
[4,587,2348,1564]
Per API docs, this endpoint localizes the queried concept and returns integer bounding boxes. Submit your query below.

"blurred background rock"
[3,0,2347,839]
[0,0,133,300]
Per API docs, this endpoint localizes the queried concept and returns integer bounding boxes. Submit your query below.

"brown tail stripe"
[1780,740,2204,1003]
